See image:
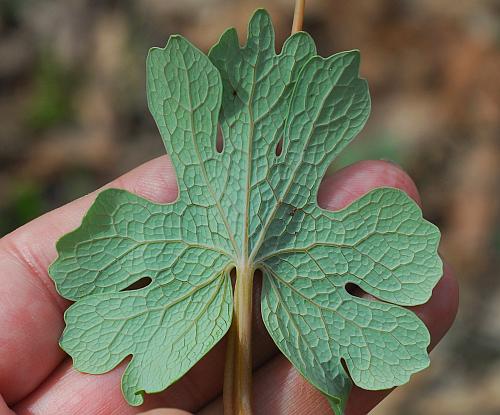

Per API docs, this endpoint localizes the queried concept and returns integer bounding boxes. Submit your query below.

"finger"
[0,156,177,403]
[198,265,459,415]
[318,159,421,210]
[14,360,157,415]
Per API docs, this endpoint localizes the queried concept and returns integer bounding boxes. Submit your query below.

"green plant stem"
[224,3,306,413]
[292,0,305,34]
[225,263,254,414]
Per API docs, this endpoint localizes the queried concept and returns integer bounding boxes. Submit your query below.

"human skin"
[0,156,458,415]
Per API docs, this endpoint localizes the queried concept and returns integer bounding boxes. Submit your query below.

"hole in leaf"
[275,136,283,157]
[216,124,224,153]
[230,267,237,288]
[340,358,350,376]
[344,282,365,298]
[121,277,152,292]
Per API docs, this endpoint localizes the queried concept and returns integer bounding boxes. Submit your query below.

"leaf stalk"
[224,263,254,414]
[292,0,306,34]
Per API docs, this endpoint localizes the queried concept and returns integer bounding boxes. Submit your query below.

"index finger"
[0,156,177,404]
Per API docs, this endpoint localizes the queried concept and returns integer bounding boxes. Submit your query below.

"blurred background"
[0,0,499,413]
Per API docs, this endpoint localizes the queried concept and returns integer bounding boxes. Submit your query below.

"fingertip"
[318,160,421,211]
[317,160,459,344]
[113,155,178,204]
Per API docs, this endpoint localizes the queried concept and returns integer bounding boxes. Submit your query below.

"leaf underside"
[49,9,442,413]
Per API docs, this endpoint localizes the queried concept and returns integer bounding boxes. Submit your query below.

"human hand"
[0,157,458,415]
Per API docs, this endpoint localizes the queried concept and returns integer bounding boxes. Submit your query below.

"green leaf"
[49,9,442,412]
[326,389,351,415]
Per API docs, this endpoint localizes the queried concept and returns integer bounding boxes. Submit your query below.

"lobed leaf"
[49,9,442,413]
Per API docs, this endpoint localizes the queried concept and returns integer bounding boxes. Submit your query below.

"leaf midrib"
[242,52,259,261]
[178,48,239,260]
[249,74,339,262]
